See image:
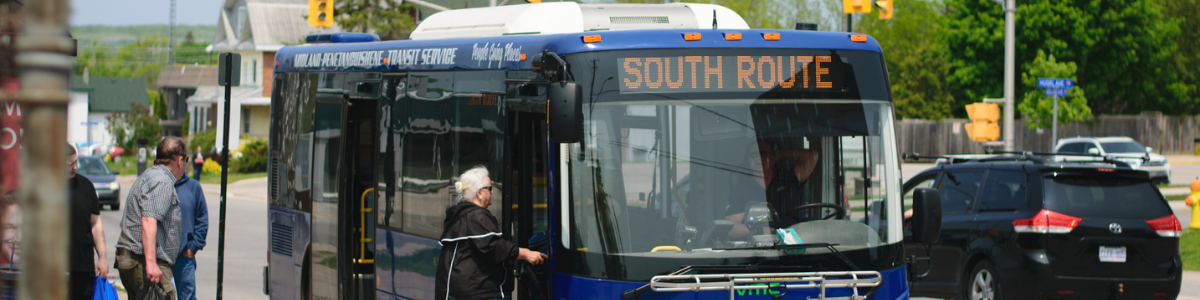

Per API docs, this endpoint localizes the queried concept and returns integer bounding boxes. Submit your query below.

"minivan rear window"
[1042,176,1170,219]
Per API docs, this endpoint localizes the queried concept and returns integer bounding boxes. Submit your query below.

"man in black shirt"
[67,145,108,300]
[725,143,819,239]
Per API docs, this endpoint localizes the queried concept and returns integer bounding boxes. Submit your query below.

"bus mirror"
[532,50,567,82]
[911,187,942,244]
[548,82,583,143]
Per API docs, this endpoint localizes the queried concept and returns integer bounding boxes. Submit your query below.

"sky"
[70,0,226,26]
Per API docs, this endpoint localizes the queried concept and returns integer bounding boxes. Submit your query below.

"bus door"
[309,72,382,300]
[310,81,347,300]
[343,74,382,299]
[506,83,551,300]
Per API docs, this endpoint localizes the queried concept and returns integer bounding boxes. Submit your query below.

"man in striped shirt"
[115,137,186,299]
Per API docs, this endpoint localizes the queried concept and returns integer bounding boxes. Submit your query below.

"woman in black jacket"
[436,166,546,300]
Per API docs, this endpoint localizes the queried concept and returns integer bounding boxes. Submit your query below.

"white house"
[68,73,150,154]
[196,0,343,151]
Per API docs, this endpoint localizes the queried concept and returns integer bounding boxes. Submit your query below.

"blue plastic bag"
[93,275,117,300]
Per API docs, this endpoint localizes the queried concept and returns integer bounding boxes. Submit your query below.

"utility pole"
[1002,0,1016,151]
[14,0,71,298]
[169,0,176,64]
[846,13,853,32]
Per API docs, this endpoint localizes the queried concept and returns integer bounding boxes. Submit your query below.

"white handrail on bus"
[649,271,882,300]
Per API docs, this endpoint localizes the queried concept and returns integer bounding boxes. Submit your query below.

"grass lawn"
[1166,194,1189,202]
[198,172,267,185]
[105,155,150,176]
[1183,229,1199,271]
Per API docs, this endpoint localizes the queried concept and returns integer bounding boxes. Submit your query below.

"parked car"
[77,155,120,210]
[1053,136,1171,184]
[902,155,1181,299]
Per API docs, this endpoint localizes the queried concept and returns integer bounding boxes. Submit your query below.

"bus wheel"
[963,261,1001,300]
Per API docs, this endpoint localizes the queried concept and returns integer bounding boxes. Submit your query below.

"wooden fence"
[897,112,1200,156]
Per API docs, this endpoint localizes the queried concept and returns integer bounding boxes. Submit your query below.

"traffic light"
[876,0,893,20]
[843,0,872,13]
[309,0,334,28]
[964,103,1000,142]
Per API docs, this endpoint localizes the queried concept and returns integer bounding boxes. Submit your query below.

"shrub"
[202,158,222,175]
[190,130,216,158]
[231,138,268,173]
[106,102,163,150]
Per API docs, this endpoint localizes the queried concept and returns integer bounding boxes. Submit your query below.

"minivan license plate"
[1099,246,1126,263]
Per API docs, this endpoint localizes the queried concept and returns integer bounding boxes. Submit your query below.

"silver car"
[1052,136,1171,184]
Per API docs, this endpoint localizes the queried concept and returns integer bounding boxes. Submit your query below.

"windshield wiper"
[713,243,859,271]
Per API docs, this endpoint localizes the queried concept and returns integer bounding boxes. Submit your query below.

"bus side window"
[379,75,406,230]
[400,72,458,239]
[453,71,507,228]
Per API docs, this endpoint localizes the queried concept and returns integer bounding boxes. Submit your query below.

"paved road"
[106,175,269,300]
[96,159,1197,300]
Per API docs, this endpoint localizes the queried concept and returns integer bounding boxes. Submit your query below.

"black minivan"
[902,155,1182,299]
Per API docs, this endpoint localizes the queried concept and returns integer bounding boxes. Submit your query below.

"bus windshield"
[558,49,903,280]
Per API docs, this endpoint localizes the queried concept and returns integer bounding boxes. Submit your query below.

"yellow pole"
[355,188,374,264]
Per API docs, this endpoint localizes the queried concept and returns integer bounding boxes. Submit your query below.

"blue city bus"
[264,9,942,300]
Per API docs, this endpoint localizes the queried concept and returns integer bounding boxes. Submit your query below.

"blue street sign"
[81,121,99,126]
[1045,87,1069,97]
[1037,78,1073,89]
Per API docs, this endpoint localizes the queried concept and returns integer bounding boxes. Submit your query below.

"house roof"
[186,85,267,106]
[89,77,150,113]
[69,74,92,91]
[211,0,345,52]
[157,65,220,88]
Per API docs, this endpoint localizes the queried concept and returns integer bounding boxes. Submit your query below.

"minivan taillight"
[1013,209,1082,234]
[1145,215,1182,237]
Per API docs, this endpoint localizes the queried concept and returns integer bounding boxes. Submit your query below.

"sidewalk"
[198,176,269,201]
[1166,155,1200,165]
[1182,270,1200,300]
[116,175,270,201]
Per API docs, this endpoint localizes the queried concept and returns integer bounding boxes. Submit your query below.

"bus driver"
[725,142,820,239]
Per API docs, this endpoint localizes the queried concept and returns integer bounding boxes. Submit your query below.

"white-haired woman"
[435,166,546,300]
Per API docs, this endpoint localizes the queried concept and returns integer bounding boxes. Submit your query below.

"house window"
[243,108,251,134]
[252,60,257,84]
[236,7,247,39]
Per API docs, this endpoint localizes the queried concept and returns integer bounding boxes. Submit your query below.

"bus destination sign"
[619,56,845,93]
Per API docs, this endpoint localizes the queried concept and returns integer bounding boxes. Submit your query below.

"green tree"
[74,36,168,87]
[148,89,167,120]
[1017,50,1090,130]
[106,102,163,150]
[1161,0,1200,115]
[333,0,419,40]
[944,0,1181,116]
[856,0,954,120]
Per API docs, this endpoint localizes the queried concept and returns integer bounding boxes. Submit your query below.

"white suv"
[1053,136,1171,184]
